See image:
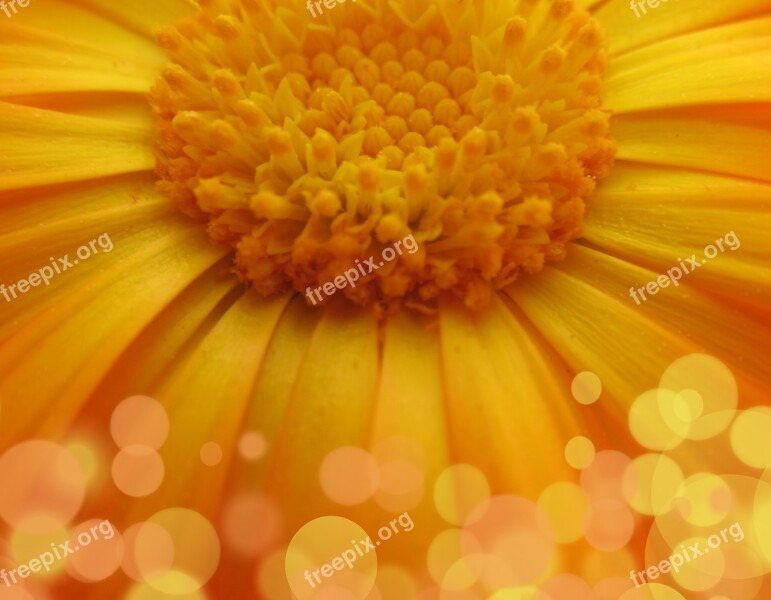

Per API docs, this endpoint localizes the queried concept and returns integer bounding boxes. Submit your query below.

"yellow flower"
[0,0,770,599]
[150,0,614,311]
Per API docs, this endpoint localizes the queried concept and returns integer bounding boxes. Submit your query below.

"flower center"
[151,0,614,313]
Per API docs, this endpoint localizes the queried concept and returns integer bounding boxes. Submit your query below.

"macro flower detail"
[151,0,615,311]
[2,0,771,599]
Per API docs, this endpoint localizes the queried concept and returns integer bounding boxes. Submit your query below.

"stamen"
[150,0,615,312]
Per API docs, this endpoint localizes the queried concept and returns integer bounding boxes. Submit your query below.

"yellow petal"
[584,162,771,309]
[611,113,771,182]
[241,296,323,484]
[505,245,771,404]
[73,0,195,40]
[605,35,771,112]
[596,0,770,55]
[0,0,167,97]
[145,292,291,511]
[438,295,578,496]
[606,14,771,84]
[0,221,225,445]
[90,261,241,399]
[373,311,449,471]
[0,174,171,279]
[269,302,379,525]
[0,102,155,191]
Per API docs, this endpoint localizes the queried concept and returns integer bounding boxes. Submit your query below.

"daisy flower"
[0,0,770,598]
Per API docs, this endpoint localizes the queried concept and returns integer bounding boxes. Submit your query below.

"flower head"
[151,0,614,311]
